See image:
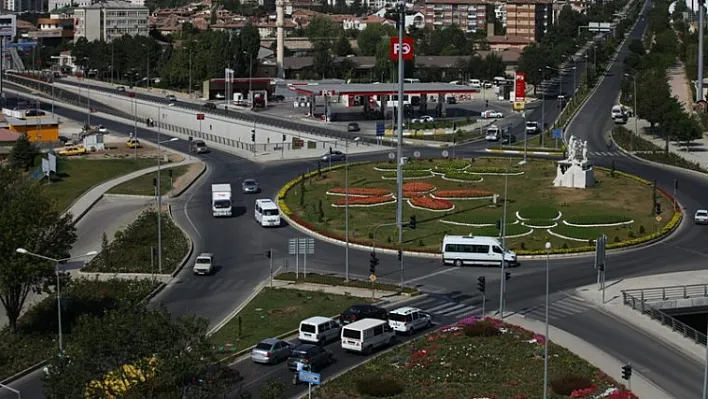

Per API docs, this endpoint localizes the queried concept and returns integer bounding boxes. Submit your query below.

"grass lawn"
[108,164,191,196]
[283,158,674,252]
[82,210,189,274]
[314,318,632,398]
[511,131,564,150]
[210,288,370,350]
[42,157,157,211]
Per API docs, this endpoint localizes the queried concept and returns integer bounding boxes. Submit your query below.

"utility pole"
[698,0,705,102]
[395,1,405,279]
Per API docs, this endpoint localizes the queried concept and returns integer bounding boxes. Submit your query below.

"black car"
[25,109,46,117]
[501,133,517,144]
[340,304,388,325]
[286,344,333,372]
[347,122,360,132]
[321,151,345,162]
[446,96,457,104]
[203,102,217,110]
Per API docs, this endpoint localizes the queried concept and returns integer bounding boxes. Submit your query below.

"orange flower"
[402,182,435,192]
[328,187,392,196]
[410,196,454,210]
[433,190,494,198]
[333,196,395,206]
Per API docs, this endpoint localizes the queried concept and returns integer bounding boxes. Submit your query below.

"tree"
[674,113,703,150]
[357,23,396,56]
[636,68,671,130]
[43,306,243,398]
[517,43,549,93]
[658,96,684,153]
[333,34,353,56]
[483,53,506,80]
[8,134,37,171]
[0,168,77,332]
[240,23,262,76]
[312,41,334,79]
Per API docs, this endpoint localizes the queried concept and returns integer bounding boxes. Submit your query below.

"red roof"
[0,128,20,142]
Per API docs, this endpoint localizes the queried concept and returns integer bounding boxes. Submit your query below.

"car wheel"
[454,259,463,267]
[318,338,325,346]
[364,346,373,355]
[425,319,432,328]
[408,326,415,336]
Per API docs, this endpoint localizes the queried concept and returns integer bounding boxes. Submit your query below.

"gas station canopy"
[290,83,483,97]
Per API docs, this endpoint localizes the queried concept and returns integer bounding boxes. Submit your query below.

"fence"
[5,73,379,146]
[622,289,708,346]
[623,284,708,302]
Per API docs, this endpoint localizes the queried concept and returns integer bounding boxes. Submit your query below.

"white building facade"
[74,1,149,42]
[48,0,91,10]
[0,14,16,40]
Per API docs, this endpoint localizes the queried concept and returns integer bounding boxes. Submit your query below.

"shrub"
[443,171,483,181]
[435,159,469,170]
[374,163,397,170]
[550,374,593,395]
[639,225,646,234]
[518,205,559,220]
[462,320,501,337]
[260,379,286,399]
[565,215,632,225]
[468,166,521,174]
[355,375,404,397]
[381,170,432,179]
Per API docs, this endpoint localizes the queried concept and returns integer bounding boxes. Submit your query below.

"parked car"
[98,125,107,133]
[166,94,177,102]
[286,344,333,372]
[388,307,432,335]
[215,93,225,99]
[203,102,217,110]
[25,109,46,117]
[695,210,708,224]
[251,338,292,364]
[412,115,434,124]
[242,179,259,194]
[126,138,141,148]
[501,133,516,144]
[446,96,457,104]
[347,122,360,132]
[321,151,346,162]
[57,145,87,156]
[339,304,388,325]
[481,110,503,119]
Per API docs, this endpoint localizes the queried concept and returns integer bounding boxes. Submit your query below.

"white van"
[299,316,341,345]
[469,79,482,88]
[442,235,518,267]
[341,318,396,355]
[611,105,628,122]
[255,199,281,227]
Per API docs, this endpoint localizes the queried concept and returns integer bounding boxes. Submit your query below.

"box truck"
[212,184,232,217]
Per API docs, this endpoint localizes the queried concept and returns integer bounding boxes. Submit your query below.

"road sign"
[388,152,395,160]
[48,152,57,173]
[6,41,38,48]
[413,150,421,158]
[552,128,563,139]
[513,101,525,111]
[594,234,606,270]
[288,238,298,255]
[369,274,376,282]
[376,121,384,137]
[390,37,414,61]
[298,238,315,255]
[655,216,662,222]
[298,370,321,385]
[442,150,449,158]
[196,113,205,120]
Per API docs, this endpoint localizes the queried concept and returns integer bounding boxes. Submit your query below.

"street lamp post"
[188,47,192,100]
[498,159,509,318]
[625,73,637,152]
[51,80,55,118]
[394,1,405,265]
[344,136,361,282]
[83,57,91,127]
[539,68,545,147]
[15,248,98,353]
[543,241,552,399]
[145,44,150,90]
[243,51,254,109]
[155,116,179,275]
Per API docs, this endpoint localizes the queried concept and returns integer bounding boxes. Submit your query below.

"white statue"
[567,136,576,161]
[582,140,588,161]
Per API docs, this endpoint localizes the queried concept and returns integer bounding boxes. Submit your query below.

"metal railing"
[622,284,708,302]
[622,291,707,345]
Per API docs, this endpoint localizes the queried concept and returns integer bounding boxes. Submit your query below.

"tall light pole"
[145,44,150,90]
[625,73,637,152]
[698,0,705,103]
[110,42,114,85]
[498,157,510,318]
[394,1,405,266]
[131,92,138,159]
[155,115,179,275]
[15,248,97,353]
[543,241,552,399]
[188,46,192,99]
[344,136,361,282]
[539,68,546,147]
[243,51,254,109]
[83,57,91,127]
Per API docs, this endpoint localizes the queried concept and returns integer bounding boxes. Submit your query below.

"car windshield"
[291,350,310,359]
[255,343,273,351]
[389,313,409,322]
[214,200,231,208]
[263,209,279,216]
[244,180,256,186]
[344,307,362,315]
[196,143,206,148]
[698,211,708,216]
[526,122,536,127]
[196,258,211,264]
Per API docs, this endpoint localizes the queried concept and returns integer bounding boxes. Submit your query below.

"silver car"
[242,179,259,194]
[251,338,292,364]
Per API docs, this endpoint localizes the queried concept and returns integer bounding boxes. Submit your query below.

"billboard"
[389,37,414,61]
[514,72,526,103]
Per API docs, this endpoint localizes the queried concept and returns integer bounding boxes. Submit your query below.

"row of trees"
[621,0,703,150]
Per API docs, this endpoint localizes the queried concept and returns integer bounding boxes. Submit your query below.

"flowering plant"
[327,187,392,197]
[333,196,395,206]
[409,196,454,211]
[402,182,436,192]
[432,189,495,199]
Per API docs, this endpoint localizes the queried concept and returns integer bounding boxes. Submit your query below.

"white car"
[481,110,503,119]
[193,253,214,275]
[525,121,540,134]
[215,93,225,99]
[412,115,434,124]
[485,125,500,141]
[388,307,432,335]
[695,210,708,224]
[98,125,107,133]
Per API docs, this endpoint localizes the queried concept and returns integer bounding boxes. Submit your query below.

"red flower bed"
[403,191,425,198]
[433,189,495,198]
[409,195,454,211]
[328,187,392,197]
[333,196,395,206]
[402,182,435,192]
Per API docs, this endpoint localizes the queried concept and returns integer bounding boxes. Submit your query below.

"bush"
[518,205,559,220]
[467,167,521,174]
[355,375,404,397]
[436,159,469,170]
[550,374,593,395]
[462,320,501,337]
[637,151,706,173]
[565,215,632,225]
[612,126,661,152]
[443,171,483,181]
[260,379,286,399]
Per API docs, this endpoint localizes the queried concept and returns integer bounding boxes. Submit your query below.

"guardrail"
[7,73,379,146]
[622,284,708,302]
[622,290,707,345]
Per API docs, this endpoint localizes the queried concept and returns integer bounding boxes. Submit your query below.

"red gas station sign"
[514,72,526,102]
[390,37,414,61]
[196,113,205,120]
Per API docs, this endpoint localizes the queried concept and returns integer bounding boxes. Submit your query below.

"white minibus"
[341,318,396,355]
[442,235,517,267]
[255,199,281,227]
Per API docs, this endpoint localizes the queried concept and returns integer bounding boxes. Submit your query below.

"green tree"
[0,168,77,332]
[658,96,684,153]
[357,23,396,56]
[240,23,262,75]
[429,26,468,56]
[483,53,506,80]
[312,41,334,79]
[674,114,703,150]
[333,34,353,56]
[43,306,243,398]
[517,43,549,93]
[8,134,37,171]
[635,68,670,130]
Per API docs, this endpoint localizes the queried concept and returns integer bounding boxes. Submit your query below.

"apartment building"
[0,14,15,40]
[48,0,91,10]
[29,18,74,40]
[423,0,487,33]
[74,1,149,42]
[505,0,553,43]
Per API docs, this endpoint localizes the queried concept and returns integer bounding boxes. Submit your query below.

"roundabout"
[277,157,682,257]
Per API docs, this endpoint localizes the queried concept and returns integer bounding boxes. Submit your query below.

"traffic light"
[282,134,286,142]
[251,129,256,142]
[655,202,662,215]
[477,276,486,293]
[485,100,489,108]
[408,215,416,230]
[397,250,402,261]
[621,364,632,380]
[369,252,379,274]
[152,177,157,187]
[598,262,605,272]
[265,250,271,259]
[505,272,511,281]
[674,179,679,191]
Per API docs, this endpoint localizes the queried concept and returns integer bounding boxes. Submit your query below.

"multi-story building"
[505,0,553,43]
[74,1,149,43]
[0,14,16,40]
[29,18,74,41]
[423,0,487,33]
[48,0,91,10]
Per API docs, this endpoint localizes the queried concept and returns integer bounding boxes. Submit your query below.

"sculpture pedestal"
[553,160,595,188]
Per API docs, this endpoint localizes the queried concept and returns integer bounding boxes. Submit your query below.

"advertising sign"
[514,72,526,103]
[390,37,414,61]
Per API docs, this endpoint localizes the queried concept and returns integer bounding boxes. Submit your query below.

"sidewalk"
[668,62,694,112]
[621,117,708,170]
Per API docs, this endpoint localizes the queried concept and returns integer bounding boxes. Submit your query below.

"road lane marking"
[403,267,457,285]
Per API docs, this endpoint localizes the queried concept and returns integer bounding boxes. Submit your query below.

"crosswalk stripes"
[516,295,594,321]
[409,296,480,319]
[588,151,626,157]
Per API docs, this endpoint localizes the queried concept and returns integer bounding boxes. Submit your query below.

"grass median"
[275,272,420,296]
[210,288,369,352]
[108,164,191,196]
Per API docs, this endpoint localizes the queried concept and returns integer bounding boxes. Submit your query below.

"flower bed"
[326,187,392,197]
[374,162,432,171]
[522,218,558,228]
[314,317,636,399]
[432,189,495,199]
[468,166,523,174]
[517,205,560,220]
[402,182,435,193]
[402,191,426,199]
[408,195,454,211]
[381,170,434,180]
[564,215,633,226]
[442,171,483,182]
[332,196,395,207]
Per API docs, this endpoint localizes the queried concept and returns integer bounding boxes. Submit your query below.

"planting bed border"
[523,221,558,229]
[441,174,484,183]
[407,199,455,212]
[516,210,563,222]
[439,219,521,228]
[562,219,634,228]
[381,173,435,180]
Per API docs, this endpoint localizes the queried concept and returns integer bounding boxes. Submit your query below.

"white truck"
[211,184,233,217]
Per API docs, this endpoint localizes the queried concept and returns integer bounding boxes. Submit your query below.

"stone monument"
[553,135,595,188]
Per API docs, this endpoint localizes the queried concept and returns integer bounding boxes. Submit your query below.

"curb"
[171,162,207,198]
[169,203,196,278]
[103,193,153,200]
[76,271,172,281]
[69,193,105,225]
[485,148,564,156]
[207,280,269,338]
[0,360,48,386]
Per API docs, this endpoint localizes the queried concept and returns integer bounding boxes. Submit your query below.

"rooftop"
[0,128,20,142]
[81,1,148,9]
[290,82,485,96]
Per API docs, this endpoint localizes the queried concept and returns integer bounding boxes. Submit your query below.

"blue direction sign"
[298,370,321,385]
[552,128,563,139]
[6,41,38,48]
[376,121,385,137]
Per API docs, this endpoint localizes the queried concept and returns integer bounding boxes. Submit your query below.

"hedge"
[612,126,661,152]
[518,205,559,220]
[468,167,521,174]
[436,159,470,170]
[381,170,433,179]
[551,225,602,241]
[565,215,632,225]
[443,171,483,181]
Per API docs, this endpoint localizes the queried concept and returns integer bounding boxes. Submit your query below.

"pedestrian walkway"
[513,292,596,322]
[668,62,694,112]
[588,150,627,158]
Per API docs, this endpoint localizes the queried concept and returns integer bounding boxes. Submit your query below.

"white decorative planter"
[516,211,563,221]
[331,200,396,208]
[326,191,393,198]
[522,222,558,229]
[431,194,495,201]
[562,219,634,227]
[468,171,525,176]
[441,175,484,183]
[440,219,520,227]
[382,173,435,180]
[546,229,591,242]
